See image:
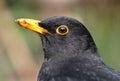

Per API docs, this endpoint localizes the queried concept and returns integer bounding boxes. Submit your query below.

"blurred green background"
[0,0,120,81]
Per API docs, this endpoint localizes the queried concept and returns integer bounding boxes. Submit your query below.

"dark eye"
[56,25,69,35]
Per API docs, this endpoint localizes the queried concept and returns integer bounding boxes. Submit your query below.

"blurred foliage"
[0,0,120,81]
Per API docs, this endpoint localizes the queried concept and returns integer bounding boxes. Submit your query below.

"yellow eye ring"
[56,25,69,35]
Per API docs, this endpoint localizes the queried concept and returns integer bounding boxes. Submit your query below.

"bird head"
[16,16,97,59]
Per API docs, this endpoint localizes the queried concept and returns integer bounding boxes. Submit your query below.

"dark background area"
[0,0,120,81]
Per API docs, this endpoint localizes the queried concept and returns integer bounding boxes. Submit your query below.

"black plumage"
[16,16,120,81]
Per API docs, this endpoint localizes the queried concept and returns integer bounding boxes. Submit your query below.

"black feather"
[37,16,120,81]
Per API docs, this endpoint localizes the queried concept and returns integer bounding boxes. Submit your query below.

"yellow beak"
[15,18,51,34]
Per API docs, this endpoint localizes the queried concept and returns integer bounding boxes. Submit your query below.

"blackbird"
[16,16,120,81]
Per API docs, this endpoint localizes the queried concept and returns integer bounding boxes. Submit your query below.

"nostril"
[38,22,42,27]
[23,20,27,24]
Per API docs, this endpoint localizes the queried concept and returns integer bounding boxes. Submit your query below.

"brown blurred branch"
[0,0,38,81]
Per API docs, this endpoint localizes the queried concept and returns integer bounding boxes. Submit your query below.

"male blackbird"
[16,16,120,81]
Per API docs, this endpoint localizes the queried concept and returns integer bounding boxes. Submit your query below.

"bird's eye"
[56,25,69,35]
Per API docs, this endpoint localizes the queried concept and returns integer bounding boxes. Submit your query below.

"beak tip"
[15,19,20,23]
[15,18,24,23]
